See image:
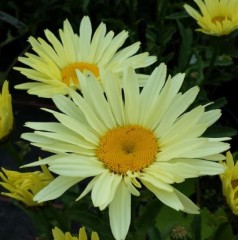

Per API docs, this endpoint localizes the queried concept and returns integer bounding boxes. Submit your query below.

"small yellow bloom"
[220,151,238,214]
[0,81,13,140]
[52,226,99,240]
[0,165,53,206]
[184,0,238,36]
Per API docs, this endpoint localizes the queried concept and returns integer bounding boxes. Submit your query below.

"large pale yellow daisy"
[184,0,238,36]
[14,16,156,98]
[22,64,229,240]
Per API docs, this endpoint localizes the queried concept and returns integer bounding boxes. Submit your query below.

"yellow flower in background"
[220,151,238,214]
[14,16,156,98]
[52,226,99,240]
[0,165,53,206]
[184,0,238,36]
[0,81,13,141]
[22,64,230,240]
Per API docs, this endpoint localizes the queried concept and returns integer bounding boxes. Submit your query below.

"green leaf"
[213,222,235,240]
[177,20,193,70]
[166,11,189,20]
[174,179,196,197]
[200,208,228,240]
[155,205,193,240]
[66,206,113,240]
[203,125,237,138]
[206,97,228,110]
[191,215,201,240]
[136,198,162,235]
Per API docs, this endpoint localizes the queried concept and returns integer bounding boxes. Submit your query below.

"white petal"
[88,22,106,62]
[145,73,185,129]
[44,29,67,67]
[157,138,208,161]
[34,175,82,202]
[140,173,173,192]
[168,158,225,175]
[69,88,108,134]
[76,175,100,201]
[52,94,87,123]
[91,172,122,210]
[94,31,114,64]
[22,154,67,168]
[100,30,128,66]
[182,141,230,158]
[48,156,104,177]
[198,109,221,126]
[108,42,140,65]
[124,175,140,196]
[101,69,125,125]
[79,16,92,60]
[139,64,167,125]
[109,180,131,240]
[22,132,95,155]
[142,179,199,214]
[156,86,199,134]
[60,19,78,62]
[123,67,140,124]
[43,108,100,144]
[78,72,116,129]
[173,188,200,214]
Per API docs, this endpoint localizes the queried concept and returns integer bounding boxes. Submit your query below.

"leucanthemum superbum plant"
[14,16,156,98]
[21,63,230,240]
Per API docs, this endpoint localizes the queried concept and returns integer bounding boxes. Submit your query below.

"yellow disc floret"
[96,125,158,174]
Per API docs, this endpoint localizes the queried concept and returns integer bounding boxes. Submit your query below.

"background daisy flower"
[220,151,238,215]
[0,165,53,206]
[14,16,156,98]
[52,226,99,240]
[22,64,229,239]
[0,81,13,141]
[184,0,238,36]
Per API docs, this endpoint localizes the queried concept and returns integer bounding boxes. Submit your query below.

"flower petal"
[109,180,131,240]
[34,176,82,202]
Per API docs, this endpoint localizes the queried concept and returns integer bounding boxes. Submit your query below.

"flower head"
[220,151,238,214]
[0,81,13,141]
[14,16,156,98]
[22,64,229,239]
[0,165,53,206]
[184,0,238,36]
[52,226,99,240]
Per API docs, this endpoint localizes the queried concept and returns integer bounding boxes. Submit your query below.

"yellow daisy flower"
[220,151,238,214]
[22,64,229,240]
[0,81,13,141]
[14,16,156,98]
[52,226,99,240]
[184,0,238,36]
[0,165,53,206]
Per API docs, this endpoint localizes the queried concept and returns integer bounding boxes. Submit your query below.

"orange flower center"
[61,62,99,86]
[96,125,158,174]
